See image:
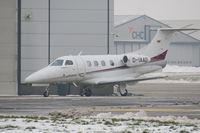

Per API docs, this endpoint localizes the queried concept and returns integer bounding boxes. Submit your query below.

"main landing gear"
[43,86,50,97]
[80,87,92,97]
[115,83,128,96]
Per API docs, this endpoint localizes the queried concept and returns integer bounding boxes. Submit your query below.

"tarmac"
[0,83,200,118]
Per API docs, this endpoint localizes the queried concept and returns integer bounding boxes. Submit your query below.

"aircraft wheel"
[43,90,49,97]
[84,88,92,97]
[120,89,128,96]
[43,86,50,97]
[118,84,128,96]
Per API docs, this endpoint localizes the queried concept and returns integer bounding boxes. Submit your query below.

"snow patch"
[134,109,148,117]
[163,65,200,73]
[140,65,200,83]
[0,110,200,133]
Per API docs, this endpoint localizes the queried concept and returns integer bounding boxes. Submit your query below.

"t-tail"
[135,28,200,62]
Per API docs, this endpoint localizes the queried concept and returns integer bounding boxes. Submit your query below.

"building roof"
[161,19,200,40]
[114,15,200,42]
[114,15,141,27]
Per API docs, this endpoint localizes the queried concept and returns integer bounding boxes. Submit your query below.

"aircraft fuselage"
[25,53,165,84]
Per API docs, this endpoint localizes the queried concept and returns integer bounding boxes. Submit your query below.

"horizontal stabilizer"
[158,28,200,31]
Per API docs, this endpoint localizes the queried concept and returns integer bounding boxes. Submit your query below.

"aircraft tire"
[117,84,128,96]
[43,91,49,97]
[84,88,92,97]
[120,89,128,96]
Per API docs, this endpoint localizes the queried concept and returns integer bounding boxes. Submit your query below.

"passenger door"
[74,56,86,79]
[61,59,76,81]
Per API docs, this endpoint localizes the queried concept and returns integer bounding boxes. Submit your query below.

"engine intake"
[122,55,150,67]
[122,55,128,64]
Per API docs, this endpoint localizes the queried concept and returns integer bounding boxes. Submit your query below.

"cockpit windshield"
[50,59,64,66]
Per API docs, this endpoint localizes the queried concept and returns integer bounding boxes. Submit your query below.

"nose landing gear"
[43,86,49,97]
[84,88,92,97]
[79,87,92,97]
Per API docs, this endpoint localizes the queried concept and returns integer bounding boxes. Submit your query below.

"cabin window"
[110,60,114,66]
[101,60,106,66]
[51,59,64,66]
[65,60,73,65]
[132,57,137,63]
[94,61,99,66]
[87,61,92,67]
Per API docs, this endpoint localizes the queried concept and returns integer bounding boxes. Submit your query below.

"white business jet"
[25,28,198,97]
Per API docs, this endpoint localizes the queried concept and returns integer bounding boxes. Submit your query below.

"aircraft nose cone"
[24,76,31,83]
[24,66,53,84]
[24,70,47,83]
[24,73,39,83]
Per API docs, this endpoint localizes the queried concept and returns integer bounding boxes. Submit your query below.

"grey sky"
[114,0,200,20]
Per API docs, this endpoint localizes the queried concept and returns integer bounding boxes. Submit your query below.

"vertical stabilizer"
[135,28,199,62]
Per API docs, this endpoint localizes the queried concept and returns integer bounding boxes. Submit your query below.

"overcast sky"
[114,0,200,20]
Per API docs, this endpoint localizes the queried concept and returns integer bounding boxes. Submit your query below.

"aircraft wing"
[82,73,167,85]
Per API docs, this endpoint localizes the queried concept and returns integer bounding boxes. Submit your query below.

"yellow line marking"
[94,108,200,113]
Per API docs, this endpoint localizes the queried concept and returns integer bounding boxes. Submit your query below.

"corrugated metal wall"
[21,0,114,83]
[21,0,49,83]
[49,0,114,59]
[0,0,17,95]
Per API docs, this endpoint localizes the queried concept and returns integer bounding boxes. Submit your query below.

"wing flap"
[82,73,167,85]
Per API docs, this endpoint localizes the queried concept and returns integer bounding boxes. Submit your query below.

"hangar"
[114,15,200,67]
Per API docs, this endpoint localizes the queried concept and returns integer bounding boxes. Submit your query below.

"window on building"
[87,61,92,67]
[101,60,106,66]
[65,60,73,65]
[110,60,114,66]
[51,59,64,66]
[94,61,98,66]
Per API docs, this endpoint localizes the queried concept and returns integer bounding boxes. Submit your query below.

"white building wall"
[0,0,17,95]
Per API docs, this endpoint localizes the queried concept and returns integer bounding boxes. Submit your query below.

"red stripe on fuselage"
[85,51,168,75]
[86,65,127,75]
[151,50,168,62]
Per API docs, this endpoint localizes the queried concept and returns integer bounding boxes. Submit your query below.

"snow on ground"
[163,65,200,73]
[141,65,200,83]
[0,110,200,133]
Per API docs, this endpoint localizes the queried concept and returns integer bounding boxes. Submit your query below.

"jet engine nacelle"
[122,55,150,67]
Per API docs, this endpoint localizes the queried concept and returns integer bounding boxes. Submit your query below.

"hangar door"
[18,0,113,95]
